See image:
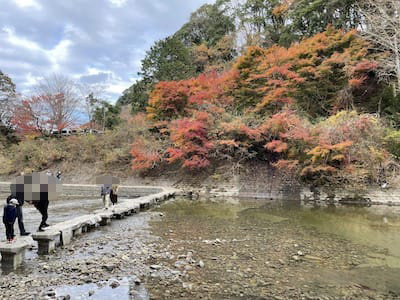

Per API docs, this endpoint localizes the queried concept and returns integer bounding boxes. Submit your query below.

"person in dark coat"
[3,198,18,242]
[32,193,49,232]
[6,195,30,236]
[110,185,119,206]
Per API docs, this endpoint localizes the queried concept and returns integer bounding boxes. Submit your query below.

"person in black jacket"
[3,198,18,242]
[6,195,30,236]
[33,194,49,232]
[110,185,119,206]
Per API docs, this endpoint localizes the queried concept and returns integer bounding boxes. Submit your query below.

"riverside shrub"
[131,28,396,185]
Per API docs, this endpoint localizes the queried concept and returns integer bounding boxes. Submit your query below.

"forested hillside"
[1,0,400,188]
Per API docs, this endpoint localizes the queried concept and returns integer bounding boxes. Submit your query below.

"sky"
[0,0,213,103]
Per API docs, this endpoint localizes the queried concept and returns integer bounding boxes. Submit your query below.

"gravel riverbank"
[0,212,164,300]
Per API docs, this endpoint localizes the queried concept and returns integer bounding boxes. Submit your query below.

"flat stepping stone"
[0,186,178,268]
[0,236,33,270]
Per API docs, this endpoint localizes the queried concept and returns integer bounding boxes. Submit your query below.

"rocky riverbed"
[145,199,400,299]
[0,212,166,299]
[1,197,400,299]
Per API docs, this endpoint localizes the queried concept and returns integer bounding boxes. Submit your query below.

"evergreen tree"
[93,101,121,130]
[288,0,361,39]
[176,2,235,47]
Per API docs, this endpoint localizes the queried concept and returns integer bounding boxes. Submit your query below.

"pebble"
[110,281,120,289]
[150,264,162,270]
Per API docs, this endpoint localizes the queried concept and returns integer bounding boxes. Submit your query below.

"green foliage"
[140,35,196,82]
[176,2,235,47]
[236,0,288,47]
[119,1,237,110]
[117,78,152,114]
[289,0,361,40]
[385,129,400,159]
[378,86,400,127]
[93,101,121,130]
[119,35,199,110]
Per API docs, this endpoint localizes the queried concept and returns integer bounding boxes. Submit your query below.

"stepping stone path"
[0,186,177,270]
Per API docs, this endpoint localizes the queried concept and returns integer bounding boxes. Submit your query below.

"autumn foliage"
[131,28,393,186]
[12,93,75,135]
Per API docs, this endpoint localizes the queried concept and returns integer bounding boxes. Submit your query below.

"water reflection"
[55,277,131,300]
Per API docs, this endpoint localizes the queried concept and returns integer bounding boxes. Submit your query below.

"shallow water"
[150,198,400,298]
[256,201,400,259]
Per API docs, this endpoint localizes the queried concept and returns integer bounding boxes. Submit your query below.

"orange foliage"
[272,159,299,173]
[166,118,213,170]
[131,28,387,186]
[147,80,191,120]
[232,27,376,115]
[130,139,162,171]
[266,140,288,153]
[147,70,238,121]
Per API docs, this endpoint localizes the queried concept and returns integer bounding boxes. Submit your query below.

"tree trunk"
[395,36,400,96]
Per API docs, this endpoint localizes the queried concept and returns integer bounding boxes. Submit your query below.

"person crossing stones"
[6,194,30,236]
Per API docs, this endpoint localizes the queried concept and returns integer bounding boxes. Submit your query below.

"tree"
[235,0,289,47]
[289,0,361,40]
[0,70,17,126]
[232,28,377,117]
[78,82,106,127]
[176,2,236,47]
[92,101,121,131]
[359,0,400,95]
[140,36,197,83]
[119,36,197,113]
[84,93,100,128]
[193,35,237,73]
[12,95,53,135]
[117,78,152,114]
[120,1,237,112]
[35,74,81,131]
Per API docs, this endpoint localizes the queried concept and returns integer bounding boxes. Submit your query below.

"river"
[147,198,400,299]
[0,196,399,299]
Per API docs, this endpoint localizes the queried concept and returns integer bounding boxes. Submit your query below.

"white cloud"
[3,26,42,51]
[47,39,73,71]
[3,26,72,73]
[12,0,41,10]
[106,81,131,95]
[25,72,40,86]
[1,0,214,103]
[108,0,128,8]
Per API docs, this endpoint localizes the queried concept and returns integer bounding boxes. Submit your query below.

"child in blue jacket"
[3,198,18,242]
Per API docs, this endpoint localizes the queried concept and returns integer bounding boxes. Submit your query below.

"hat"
[9,198,18,205]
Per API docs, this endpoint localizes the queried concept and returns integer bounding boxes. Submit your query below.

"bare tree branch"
[35,74,82,131]
[359,0,400,94]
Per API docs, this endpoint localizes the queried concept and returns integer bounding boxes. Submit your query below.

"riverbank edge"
[0,170,399,206]
[175,184,400,207]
